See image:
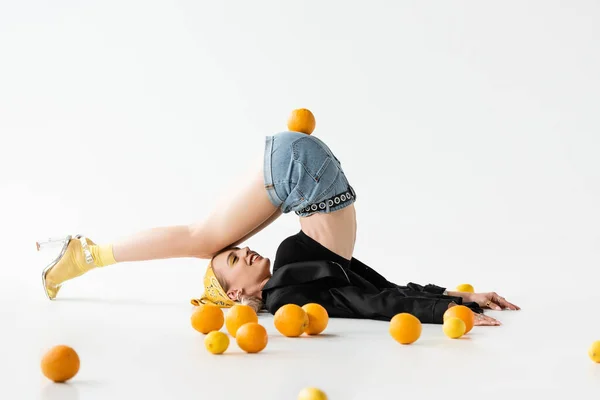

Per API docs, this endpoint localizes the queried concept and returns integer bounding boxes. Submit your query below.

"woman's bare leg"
[112,165,280,262]
[42,159,282,299]
[111,225,205,262]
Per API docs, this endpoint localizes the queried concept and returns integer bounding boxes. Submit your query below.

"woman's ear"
[227,289,241,301]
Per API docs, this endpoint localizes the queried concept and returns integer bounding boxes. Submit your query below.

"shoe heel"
[38,235,73,300]
[36,236,72,251]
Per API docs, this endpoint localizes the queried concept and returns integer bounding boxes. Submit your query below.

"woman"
[38,131,519,325]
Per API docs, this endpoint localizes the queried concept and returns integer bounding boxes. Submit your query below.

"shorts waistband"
[295,186,357,216]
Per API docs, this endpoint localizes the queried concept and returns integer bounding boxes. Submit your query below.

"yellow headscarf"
[190,261,235,308]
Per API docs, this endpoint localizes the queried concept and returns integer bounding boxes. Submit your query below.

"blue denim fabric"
[263,131,356,216]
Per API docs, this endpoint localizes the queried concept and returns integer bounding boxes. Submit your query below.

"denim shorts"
[263,131,357,217]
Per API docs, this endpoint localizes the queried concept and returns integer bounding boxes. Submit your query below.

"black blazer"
[262,259,482,324]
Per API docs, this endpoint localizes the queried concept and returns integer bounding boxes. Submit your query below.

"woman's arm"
[328,286,463,323]
[265,284,504,325]
[266,284,468,324]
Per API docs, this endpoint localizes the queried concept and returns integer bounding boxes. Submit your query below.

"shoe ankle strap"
[76,236,94,265]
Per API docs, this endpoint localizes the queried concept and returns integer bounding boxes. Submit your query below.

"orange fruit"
[287,108,316,135]
[298,387,328,400]
[302,303,329,335]
[190,303,224,334]
[589,341,600,363]
[443,305,475,334]
[41,345,80,382]
[389,313,422,345]
[443,317,466,339]
[236,322,268,353]
[225,304,258,337]
[204,331,230,354]
[455,283,474,293]
[274,304,309,337]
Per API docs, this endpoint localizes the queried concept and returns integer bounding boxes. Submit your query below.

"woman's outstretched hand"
[446,290,521,327]
[447,301,502,326]
[465,292,520,311]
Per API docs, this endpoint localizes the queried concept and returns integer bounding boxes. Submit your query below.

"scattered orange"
[236,322,268,353]
[225,304,258,337]
[298,387,328,400]
[443,317,466,339]
[455,283,474,293]
[302,303,329,335]
[191,303,224,334]
[41,345,80,382]
[204,331,230,354]
[274,304,309,337]
[589,341,600,363]
[443,305,475,334]
[389,313,422,345]
[287,108,316,135]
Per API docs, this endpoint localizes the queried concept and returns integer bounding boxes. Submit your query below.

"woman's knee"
[186,224,223,259]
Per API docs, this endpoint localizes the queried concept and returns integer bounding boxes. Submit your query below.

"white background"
[1,1,599,399]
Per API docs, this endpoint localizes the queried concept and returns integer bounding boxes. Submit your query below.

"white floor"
[2,0,600,397]
[3,253,600,400]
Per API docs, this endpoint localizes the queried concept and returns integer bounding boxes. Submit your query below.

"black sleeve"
[328,286,461,323]
[405,282,447,295]
[350,257,448,295]
[265,284,465,324]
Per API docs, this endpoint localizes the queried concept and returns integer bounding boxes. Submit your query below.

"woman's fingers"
[474,313,501,326]
[474,318,494,326]
[501,299,519,310]
[492,293,520,310]
[487,301,502,311]
[483,314,500,326]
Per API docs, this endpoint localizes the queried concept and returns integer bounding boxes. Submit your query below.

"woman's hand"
[447,302,502,326]
[464,292,520,311]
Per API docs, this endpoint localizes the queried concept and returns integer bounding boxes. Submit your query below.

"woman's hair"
[239,294,264,314]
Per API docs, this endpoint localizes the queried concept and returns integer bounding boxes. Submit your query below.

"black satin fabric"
[262,231,482,324]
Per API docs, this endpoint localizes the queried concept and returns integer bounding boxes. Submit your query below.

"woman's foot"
[38,235,100,300]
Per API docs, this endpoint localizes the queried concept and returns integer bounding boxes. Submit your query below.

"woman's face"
[211,247,271,300]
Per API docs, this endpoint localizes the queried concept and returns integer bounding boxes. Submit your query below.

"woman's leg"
[111,225,209,262]
[42,156,282,299]
[112,165,279,262]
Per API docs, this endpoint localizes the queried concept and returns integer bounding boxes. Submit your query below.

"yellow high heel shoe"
[37,235,99,300]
